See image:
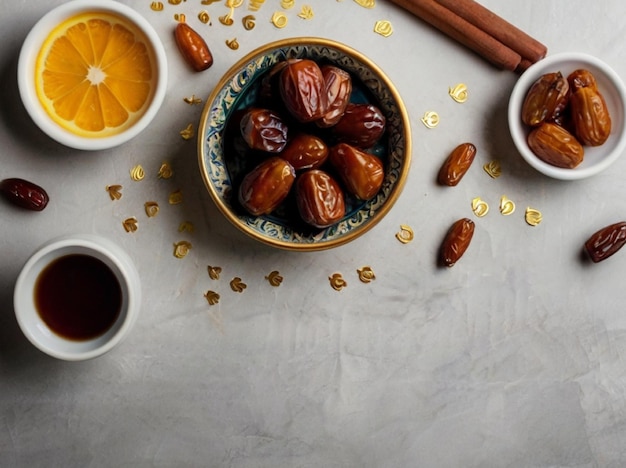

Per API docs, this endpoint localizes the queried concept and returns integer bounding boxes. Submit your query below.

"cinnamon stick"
[387,0,522,71]
[435,0,547,64]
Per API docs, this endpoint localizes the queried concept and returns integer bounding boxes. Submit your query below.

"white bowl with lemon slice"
[18,0,167,150]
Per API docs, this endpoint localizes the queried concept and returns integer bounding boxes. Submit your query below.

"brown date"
[279,59,328,123]
[437,142,477,186]
[174,22,213,72]
[279,133,328,171]
[295,170,346,228]
[440,218,475,267]
[316,65,352,128]
[584,221,626,263]
[568,69,611,146]
[521,72,570,127]
[240,108,289,153]
[527,122,584,169]
[332,103,386,148]
[329,143,384,201]
[238,157,295,216]
[0,178,49,211]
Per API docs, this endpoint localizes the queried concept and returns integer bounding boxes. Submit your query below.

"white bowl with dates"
[508,52,626,180]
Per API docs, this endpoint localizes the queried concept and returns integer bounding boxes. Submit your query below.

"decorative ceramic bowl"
[198,37,411,251]
[18,0,167,150]
[508,52,626,180]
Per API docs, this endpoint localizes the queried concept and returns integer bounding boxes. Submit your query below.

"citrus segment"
[104,78,150,113]
[45,35,88,75]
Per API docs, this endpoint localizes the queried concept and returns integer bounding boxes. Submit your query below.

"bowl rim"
[197,37,412,251]
[508,51,626,180]
[17,0,168,151]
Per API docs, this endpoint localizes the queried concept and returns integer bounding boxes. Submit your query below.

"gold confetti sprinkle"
[265,270,283,287]
[168,0,183,4]
[201,0,220,4]
[174,13,186,22]
[144,201,160,217]
[421,111,439,128]
[173,241,192,258]
[374,20,393,37]
[225,38,239,50]
[242,14,256,29]
[525,207,542,226]
[158,162,173,179]
[150,2,164,11]
[183,95,202,105]
[179,221,195,233]
[298,5,314,19]
[499,195,515,216]
[180,123,194,140]
[219,8,234,25]
[198,10,211,23]
[329,273,347,291]
[130,165,145,181]
[271,11,288,28]
[395,224,414,244]
[208,265,222,280]
[230,277,247,293]
[483,160,502,178]
[204,290,220,305]
[448,83,468,103]
[169,190,183,205]
[357,266,376,283]
[354,0,375,7]
[281,0,295,8]
[471,197,489,217]
[123,217,138,233]
[248,0,265,11]
[226,0,244,7]
[106,185,123,201]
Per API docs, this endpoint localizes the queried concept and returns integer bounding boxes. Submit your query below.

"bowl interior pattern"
[199,39,410,250]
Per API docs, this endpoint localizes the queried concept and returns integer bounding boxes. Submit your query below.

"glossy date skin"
[174,22,213,72]
[279,59,328,123]
[0,178,49,211]
[317,65,352,128]
[437,142,476,186]
[238,157,295,216]
[296,170,346,228]
[521,72,570,127]
[280,133,328,171]
[527,122,584,169]
[584,221,626,263]
[240,108,289,153]
[568,69,611,146]
[332,103,386,148]
[440,218,475,267]
[329,143,384,201]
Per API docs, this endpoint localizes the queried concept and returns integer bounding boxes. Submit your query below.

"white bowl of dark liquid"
[13,234,141,361]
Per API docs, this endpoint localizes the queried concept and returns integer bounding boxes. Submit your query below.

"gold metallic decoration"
[168,0,183,4]
[178,221,195,233]
[198,10,211,24]
[265,270,283,287]
[281,0,295,8]
[248,0,265,11]
[271,11,288,28]
[123,217,138,233]
[242,15,256,29]
[174,13,186,22]
[329,273,347,291]
[374,20,393,37]
[357,266,376,284]
[230,277,247,293]
[106,185,123,201]
[173,241,192,258]
[150,2,164,11]
[471,197,489,217]
[130,165,145,181]
[499,195,515,216]
[180,123,194,140]
[201,0,220,4]
[169,190,183,205]
[204,290,220,306]
[219,8,235,26]
[483,160,502,179]
[144,201,160,217]
[525,207,542,226]
[354,0,375,7]
[421,111,439,129]
[395,224,414,244]
[226,0,244,7]
[225,38,239,50]
[158,162,173,179]
[298,5,314,19]
[448,83,468,103]
[208,265,222,280]
[183,95,202,105]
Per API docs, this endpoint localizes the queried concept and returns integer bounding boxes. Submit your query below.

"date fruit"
[317,65,352,128]
[329,143,384,200]
[584,221,626,263]
[238,157,295,216]
[280,133,328,171]
[240,108,289,153]
[568,69,611,146]
[437,142,477,186]
[332,103,386,148]
[296,170,346,228]
[521,72,570,127]
[440,218,475,267]
[527,122,584,169]
[279,59,328,123]
[0,178,49,211]
[174,22,213,72]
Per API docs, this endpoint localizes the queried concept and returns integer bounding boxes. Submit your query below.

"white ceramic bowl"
[18,0,167,150]
[508,52,626,180]
[14,234,141,361]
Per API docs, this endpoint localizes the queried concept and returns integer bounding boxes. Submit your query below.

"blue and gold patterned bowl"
[198,37,411,251]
